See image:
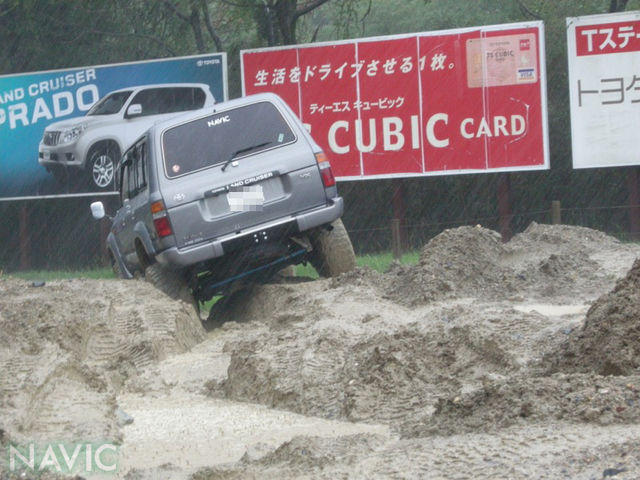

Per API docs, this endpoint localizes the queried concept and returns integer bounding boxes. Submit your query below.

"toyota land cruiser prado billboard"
[0,53,227,199]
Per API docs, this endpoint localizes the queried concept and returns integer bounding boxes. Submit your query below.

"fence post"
[627,167,640,241]
[391,178,408,255]
[497,173,513,242]
[551,200,561,225]
[391,218,402,260]
[19,203,31,270]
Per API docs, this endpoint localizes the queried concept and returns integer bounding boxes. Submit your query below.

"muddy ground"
[3,222,640,479]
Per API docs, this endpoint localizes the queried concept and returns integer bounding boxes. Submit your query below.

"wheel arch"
[86,139,121,165]
[106,232,134,279]
[133,222,156,270]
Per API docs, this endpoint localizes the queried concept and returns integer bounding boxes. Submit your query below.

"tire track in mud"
[192,424,640,479]
[207,224,640,441]
[3,223,640,479]
[0,277,205,448]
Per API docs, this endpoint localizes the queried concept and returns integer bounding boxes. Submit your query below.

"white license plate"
[227,185,265,212]
[43,150,51,161]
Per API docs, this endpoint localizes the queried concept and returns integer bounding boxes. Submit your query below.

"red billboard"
[241,22,549,180]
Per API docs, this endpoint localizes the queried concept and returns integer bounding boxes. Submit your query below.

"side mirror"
[90,201,106,220]
[126,104,142,118]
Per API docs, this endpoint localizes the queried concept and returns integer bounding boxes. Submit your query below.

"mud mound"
[207,267,385,327]
[504,222,625,300]
[211,297,548,436]
[192,433,387,480]
[192,422,640,479]
[0,276,204,443]
[416,373,640,437]
[546,259,640,376]
[385,223,633,307]
[509,222,622,253]
[385,225,513,306]
[206,282,331,327]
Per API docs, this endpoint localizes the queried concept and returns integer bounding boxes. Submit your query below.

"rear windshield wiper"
[221,141,271,172]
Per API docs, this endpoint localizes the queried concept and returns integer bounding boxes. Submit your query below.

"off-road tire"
[145,263,195,308]
[309,219,356,277]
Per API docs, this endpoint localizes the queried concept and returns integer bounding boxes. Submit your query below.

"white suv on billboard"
[38,83,215,190]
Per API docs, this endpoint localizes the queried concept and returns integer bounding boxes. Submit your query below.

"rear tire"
[309,219,356,277]
[145,263,196,309]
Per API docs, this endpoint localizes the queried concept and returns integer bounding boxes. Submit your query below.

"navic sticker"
[207,115,230,127]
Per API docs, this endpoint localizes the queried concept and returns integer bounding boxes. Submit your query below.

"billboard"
[241,22,549,180]
[567,11,640,169]
[0,53,227,199]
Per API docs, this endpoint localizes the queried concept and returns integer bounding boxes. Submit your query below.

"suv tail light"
[315,152,336,188]
[151,200,173,238]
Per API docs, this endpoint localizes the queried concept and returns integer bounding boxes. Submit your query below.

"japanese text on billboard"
[241,22,548,180]
[568,11,640,169]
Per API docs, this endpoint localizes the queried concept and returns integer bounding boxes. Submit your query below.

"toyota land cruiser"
[90,92,356,306]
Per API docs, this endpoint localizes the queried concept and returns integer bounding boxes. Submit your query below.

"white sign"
[567,11,640,169]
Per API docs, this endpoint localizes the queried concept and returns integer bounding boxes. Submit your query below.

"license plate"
[227,185,264,212]
[43,150,51,161]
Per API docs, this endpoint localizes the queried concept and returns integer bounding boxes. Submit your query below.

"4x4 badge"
[173,193,186,201]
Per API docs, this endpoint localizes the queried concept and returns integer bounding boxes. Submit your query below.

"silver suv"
[39,83,215,190]
[91,92,356,307]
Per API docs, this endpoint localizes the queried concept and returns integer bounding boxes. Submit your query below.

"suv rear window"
[162,101,296,178]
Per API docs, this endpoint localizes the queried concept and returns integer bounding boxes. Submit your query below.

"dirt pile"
[0,277,204,445]
[192,433,389,480]
[205,224,640,442]
[506,222,628,299]
[547,258,640,376]
[3,223,640,478]
[212,289,640,439]
[385,225,511,306]
[191,424,640,480]
[385,222,630,307]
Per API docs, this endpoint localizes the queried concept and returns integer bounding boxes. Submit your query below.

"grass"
[356,250,420,272]
[9,267,115,281]
[7,250,420,282]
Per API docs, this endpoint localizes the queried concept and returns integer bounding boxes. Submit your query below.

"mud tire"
[309,219,356,277]
[145,263,195,308]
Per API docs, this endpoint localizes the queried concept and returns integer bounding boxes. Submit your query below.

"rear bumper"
[155,197,344,267]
